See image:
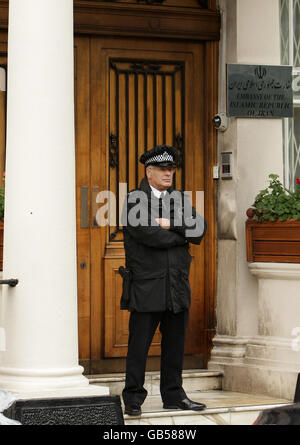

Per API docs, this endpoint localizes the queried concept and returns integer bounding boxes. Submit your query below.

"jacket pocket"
[130,273,167,312]
[170,269,191,312]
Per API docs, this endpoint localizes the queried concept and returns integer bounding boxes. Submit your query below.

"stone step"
[122,390,290,426]
[87,369,223,397]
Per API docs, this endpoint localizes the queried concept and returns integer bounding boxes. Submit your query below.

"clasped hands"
[155,218,170,230]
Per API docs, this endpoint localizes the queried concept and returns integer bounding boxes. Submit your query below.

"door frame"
[74,2,219,373]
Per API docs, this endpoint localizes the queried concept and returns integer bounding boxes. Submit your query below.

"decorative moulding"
[0,1,220,41]
[249,261,300,280]
[73,1,221,40]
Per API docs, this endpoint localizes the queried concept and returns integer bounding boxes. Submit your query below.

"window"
[280,0,300,188]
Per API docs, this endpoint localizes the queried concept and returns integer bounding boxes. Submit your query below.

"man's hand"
[155,218,170,230]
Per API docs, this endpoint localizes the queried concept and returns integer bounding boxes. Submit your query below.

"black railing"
[0,279,18,287]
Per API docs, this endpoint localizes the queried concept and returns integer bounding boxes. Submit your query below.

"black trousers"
[122,309,189,406]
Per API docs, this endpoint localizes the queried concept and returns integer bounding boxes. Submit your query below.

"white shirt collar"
[149,185,167,198]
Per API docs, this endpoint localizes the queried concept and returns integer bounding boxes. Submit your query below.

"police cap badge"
[139,145,178,168]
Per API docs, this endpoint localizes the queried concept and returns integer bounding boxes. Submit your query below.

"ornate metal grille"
[280,0,290,65]
[108,58,186,241]
[280,0,300,188]
[294,0,300,66]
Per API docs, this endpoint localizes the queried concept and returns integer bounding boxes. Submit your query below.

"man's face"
[146,165,176,191]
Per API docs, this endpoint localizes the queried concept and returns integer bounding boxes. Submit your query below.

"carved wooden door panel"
[75,36,206,373]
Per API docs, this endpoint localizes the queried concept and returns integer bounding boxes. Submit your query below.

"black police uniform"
[120,145,207,410]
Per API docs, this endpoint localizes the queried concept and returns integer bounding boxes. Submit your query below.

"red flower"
[297,177,300,185]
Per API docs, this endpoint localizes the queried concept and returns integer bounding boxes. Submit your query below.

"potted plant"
[246,174,300,263]
[0,172,4,270]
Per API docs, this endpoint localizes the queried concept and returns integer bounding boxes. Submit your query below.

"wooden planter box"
[246,219,300,263]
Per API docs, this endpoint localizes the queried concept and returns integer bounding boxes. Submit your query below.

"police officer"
[121,145,207,416]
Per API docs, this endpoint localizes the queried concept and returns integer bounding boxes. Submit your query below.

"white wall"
[210,0,284,368]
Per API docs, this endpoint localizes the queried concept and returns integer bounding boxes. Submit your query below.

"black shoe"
[124,404,142,416]
[163,397,206,411]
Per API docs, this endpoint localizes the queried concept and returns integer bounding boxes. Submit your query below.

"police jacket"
[121,177,207,313]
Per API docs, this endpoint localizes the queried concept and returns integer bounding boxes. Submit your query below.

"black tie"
[159,192,166,219]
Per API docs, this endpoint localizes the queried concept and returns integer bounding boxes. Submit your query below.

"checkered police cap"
[139,145,178,168]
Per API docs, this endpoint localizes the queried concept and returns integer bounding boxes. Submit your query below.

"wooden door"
[75,36,208,374]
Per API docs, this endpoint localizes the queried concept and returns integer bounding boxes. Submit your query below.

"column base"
[208,335,250,365]
[208,335,300,400]
[244,336,300,369]
[209,262,300,400]
[15,385,110,401]
[209,362,298,401]
[209,337,299,400]
[0,365,102,393]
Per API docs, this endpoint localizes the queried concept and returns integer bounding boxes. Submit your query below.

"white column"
[0,0,89,392]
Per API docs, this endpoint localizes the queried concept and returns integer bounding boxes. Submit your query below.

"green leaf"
[248,174,300,222]
[269,174,279,180]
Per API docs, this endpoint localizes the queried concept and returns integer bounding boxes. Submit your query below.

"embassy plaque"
[227,64,293,118]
